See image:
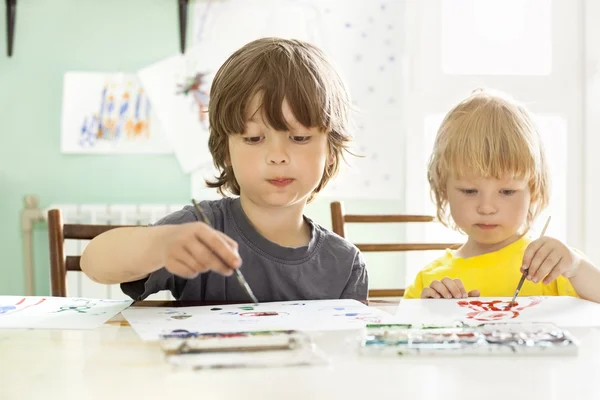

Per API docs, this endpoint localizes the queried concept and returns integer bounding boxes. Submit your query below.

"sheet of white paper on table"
[122,299,394,341]
[394,297,600,327]
[0,296,132,330]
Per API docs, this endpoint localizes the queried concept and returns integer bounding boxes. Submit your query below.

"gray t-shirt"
[121,197,368,302]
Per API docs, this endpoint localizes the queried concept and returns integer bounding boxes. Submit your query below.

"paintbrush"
[191,199,259,305]
[508,216,551,307]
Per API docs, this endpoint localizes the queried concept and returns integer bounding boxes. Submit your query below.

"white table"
[1,300,599,400]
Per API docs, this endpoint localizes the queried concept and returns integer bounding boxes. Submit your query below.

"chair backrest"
[330,201,461,298]
[47,209,133,297]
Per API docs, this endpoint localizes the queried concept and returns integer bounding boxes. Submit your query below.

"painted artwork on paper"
[395,296,600,327]
[122,299,394,341]
[176,72,210,125]
[0,296,132,329]
[61,72,172,154]
[137,53,214,173]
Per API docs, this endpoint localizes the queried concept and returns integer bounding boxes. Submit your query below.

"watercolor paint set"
[360,322,579,356]
[159,329,329,369]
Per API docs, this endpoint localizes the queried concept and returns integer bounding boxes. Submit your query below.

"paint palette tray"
[159,329,329,369]
[360,322,579,356]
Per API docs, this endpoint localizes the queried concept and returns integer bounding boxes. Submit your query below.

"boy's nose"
[266,143,289,165]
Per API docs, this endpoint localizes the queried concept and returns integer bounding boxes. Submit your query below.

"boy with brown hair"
[81,38,368,302]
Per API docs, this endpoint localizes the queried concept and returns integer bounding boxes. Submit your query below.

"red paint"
[239,311,287,317]
[0,297,46,317]
[457,298,540,322]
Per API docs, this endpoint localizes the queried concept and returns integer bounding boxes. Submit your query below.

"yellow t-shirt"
[403,236,579,299]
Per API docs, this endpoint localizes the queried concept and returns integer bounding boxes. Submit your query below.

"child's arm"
[567,259,600,303]
[80,222,241,285]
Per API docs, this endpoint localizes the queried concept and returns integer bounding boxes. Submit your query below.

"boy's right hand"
[162,222,242,278]
[420,278,480,299]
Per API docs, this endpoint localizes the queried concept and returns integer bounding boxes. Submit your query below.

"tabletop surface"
[1,299,599,400]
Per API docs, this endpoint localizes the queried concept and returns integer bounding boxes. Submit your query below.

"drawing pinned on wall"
[0,296,132,329]
[61,72,172,154]
[175,72,210,125]
[138,49,217,174]
[122,299,394,341]
[394,296,600,327]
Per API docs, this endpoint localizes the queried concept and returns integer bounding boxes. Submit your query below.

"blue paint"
[0,305,16,314]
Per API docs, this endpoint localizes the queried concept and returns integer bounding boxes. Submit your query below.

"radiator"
[23,195,184,300]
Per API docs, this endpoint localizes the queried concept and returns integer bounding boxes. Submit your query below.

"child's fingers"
[542,258,568,284]
[185,239,234,276]
[430,280,452,299]
[467,289,480,297]
[522,238,546,273]
[218,231,239,252]
[524,241,552,280]
[166,258,200,279]
[193,225,242,269]
[421,287,441,299]
[173,248,204,273]
[531,250,562,284]
[441,277,463,298]
[453,279,468,298]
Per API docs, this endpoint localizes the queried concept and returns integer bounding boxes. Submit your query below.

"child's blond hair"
[427,89,550,231]
[206,37,352,202]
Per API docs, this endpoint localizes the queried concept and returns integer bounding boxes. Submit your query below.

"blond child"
[81,38,367,302]
[403,89,600,303]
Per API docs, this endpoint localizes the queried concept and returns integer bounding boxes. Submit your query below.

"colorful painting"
[394,296,600,327]
[456,298,543,322]
[176,72,210,126]
[137,51,216,174]
[61,72,172,154]
[122,299,394,341]
[0,296,132,329]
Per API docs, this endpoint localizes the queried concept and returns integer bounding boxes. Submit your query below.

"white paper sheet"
[122,299,393,341]
[0,296,132,330]
[394,297,600,327]
[137,52,215,173]
[61,72,172,154]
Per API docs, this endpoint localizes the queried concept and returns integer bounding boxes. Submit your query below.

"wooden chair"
[330,201,461,298]
[47,209,133,297]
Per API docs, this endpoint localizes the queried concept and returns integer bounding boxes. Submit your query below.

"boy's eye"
[243,136,264,144]
[501,189,517,196]
[460,189,477,195]
[290,135,311,143]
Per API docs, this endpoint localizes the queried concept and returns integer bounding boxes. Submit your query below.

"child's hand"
[420,278,480,299]
[522,237,582,284]
[162,222,242,278]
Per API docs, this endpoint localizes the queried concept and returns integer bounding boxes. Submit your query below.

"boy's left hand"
[522,237,582,284]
